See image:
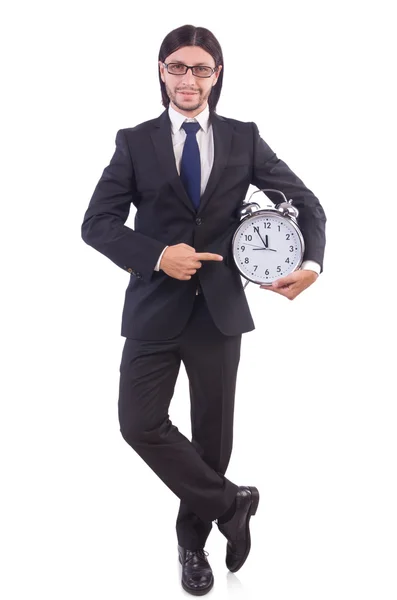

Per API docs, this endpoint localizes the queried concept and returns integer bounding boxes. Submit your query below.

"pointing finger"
[194,253,224,262]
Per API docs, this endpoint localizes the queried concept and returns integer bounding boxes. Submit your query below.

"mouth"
[177,91,198,97]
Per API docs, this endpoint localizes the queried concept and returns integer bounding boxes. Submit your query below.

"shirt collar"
[168,103,210,134]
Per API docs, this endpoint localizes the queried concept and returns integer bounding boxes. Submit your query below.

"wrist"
[300,260,321,276]
[158,246,169,271]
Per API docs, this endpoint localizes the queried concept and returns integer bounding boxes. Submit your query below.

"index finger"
[194,253,224,262]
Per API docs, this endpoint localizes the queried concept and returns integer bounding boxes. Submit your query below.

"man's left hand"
[260,269,319,300]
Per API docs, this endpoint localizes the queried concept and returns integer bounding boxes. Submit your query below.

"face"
[159,46,222,117]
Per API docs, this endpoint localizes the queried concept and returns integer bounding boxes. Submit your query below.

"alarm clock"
[231,189,305,288]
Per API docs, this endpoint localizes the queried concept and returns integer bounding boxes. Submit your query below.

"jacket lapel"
[150,109,234,215]
[150,110,194,214]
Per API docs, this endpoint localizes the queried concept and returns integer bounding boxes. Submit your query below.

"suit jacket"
[81,109,326,340]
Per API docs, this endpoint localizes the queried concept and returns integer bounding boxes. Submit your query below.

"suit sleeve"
[81,129,167,282]
[250,122,326,272]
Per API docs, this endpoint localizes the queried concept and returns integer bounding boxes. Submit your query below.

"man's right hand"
[160,243,223,281]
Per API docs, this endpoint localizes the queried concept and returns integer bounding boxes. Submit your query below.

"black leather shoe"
[217,486,260,572]
[178,545,214,595]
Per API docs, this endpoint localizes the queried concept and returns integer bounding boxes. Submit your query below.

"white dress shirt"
[154,104,321,279]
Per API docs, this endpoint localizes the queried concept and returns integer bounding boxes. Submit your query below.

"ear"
[213,64,222,86]
[158,61,165,83]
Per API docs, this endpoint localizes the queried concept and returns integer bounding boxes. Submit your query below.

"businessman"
[81,24,326,596]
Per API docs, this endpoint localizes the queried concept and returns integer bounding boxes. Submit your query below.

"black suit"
[81,110,326,341]
[81,109,326,549]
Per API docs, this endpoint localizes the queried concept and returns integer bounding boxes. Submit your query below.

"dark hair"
[158,24,224,113]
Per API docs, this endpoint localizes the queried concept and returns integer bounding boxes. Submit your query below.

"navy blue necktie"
[180,121,201,210]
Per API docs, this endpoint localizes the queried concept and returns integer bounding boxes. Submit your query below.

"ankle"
[217,496,237,524]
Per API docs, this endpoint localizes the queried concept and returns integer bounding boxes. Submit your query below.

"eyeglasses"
[163,62,217,78]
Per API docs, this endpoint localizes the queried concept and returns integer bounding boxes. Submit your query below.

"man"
[81,24,326,596]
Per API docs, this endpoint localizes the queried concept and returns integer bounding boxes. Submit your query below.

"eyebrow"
[170,60,212,66]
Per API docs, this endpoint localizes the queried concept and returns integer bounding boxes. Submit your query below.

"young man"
[81,24,326,596]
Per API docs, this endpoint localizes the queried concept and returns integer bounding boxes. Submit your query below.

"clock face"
[232,211,304,284]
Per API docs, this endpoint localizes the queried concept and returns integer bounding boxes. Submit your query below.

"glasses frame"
[163,62,218,78]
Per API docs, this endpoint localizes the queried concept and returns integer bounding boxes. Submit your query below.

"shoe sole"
[228,486,260,573]
[178,555,214,596]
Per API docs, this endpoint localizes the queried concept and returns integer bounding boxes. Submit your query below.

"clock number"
[254,226,260,234]
[245,257,249,264]
[278,225,281,231]
[277,266,281,273]
[286,234,290,240]
[253,265,258,271]
[265,269,269,276]
[241,245,245,252]
[244,234,252,241]
[289,245,294,252]
[264,222,271,229]
[285,257,290,264]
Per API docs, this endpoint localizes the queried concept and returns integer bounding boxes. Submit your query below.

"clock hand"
[256,231,268,248]
[252,248,277,252]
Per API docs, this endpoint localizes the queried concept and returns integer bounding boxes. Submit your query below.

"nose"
[180,68,196,86]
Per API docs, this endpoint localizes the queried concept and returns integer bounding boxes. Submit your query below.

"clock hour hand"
[255,230,276,250]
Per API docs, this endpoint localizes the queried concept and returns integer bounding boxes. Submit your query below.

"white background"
[1,0,396,598]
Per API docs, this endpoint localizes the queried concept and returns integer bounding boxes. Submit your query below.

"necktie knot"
[182,121,201,136]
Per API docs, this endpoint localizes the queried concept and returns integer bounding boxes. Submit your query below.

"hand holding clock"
[260,269,318,300]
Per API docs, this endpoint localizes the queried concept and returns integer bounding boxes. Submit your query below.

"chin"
[175,99,202,111]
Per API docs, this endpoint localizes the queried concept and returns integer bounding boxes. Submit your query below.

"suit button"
[195,217,202,225]
[136,273,142,279]
[127,268,133,273]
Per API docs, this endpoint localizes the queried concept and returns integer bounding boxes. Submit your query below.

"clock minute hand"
[255,230,276,251]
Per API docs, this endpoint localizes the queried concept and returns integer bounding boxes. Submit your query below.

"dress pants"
[118,292,242,550]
